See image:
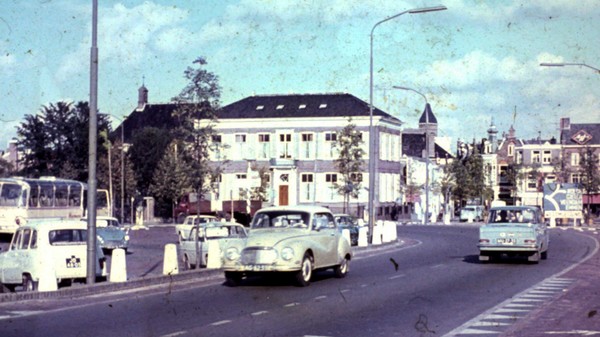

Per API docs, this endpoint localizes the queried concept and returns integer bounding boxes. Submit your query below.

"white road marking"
[251,310,268,316]
[160,331,187,337]
[545,331,600,336]
[458,327,499,334]
[389,274,406,280]
[314,295,327,301]
[210,320,231,326]
[284,302,300,307]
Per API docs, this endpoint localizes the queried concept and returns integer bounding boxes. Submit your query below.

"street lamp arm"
[540,62,600,74]
[392,85,428,104]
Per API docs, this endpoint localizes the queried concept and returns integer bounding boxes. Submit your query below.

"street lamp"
[368,5,446,240]
[540,62,600,74]
[393,86,431,225]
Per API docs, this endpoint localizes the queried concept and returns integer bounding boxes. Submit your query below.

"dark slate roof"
[561,123,600,146]
[112,93,399,143]
[418,103,437,124]
[219,93,396,120]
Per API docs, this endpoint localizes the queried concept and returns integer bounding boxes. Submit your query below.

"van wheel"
[22,274,37,292]
[295,253,313,287]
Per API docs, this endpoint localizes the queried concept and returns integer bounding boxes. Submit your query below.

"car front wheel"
[295,253,313,287]
[225,271,243,287]
[333,257,349,278]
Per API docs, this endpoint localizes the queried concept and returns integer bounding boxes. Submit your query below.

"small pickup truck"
[478,206,549,263]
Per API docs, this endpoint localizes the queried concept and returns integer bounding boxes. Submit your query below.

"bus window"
[0,183,22,207]
[39,184,53,207]
[29,186,39,207]
[55,184,69,207]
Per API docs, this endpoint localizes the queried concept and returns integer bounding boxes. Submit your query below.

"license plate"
[244,265,268,271]
[497,238,515,245]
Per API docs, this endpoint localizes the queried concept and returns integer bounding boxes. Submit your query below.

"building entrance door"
[279,185,289,206]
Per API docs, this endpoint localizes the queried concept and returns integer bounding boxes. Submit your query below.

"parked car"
[178,222,247,270]
[0,218,107,292]
[83,216,130,253]
[334,214,359,246]
[175,215,218,242]
[222,205,352,287]
[478,206,549,263]
[460,205,484,222]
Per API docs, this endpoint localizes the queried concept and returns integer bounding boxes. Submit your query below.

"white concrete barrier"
[342,228,350,244]
[385,221,398,242]
[163,243,179,275]
[382,221,392,243]
[206,241,222,269]
[372,221,383,245]
[358,227,368,247]
[110,248,127,282]
[38,260,57,292]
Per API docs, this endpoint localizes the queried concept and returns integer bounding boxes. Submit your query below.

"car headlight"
[226,247,240,261]
[280,247,294,261]
[124,234,130,241]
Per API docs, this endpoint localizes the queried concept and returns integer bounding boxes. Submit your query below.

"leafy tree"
[249,165,270,201]
[447,146,486,207]
[148,142,192,220]
[0,157,12,177]
[169,57,223,216]
[578,146,600,223]
[128,127,173,196]
[16,101,109,181]
[334,118,365,213]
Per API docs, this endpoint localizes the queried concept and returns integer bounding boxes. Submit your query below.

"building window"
[278,134,292,159]
[532,151,540,164]
[571,152,580,166]
[301,133,314,159]
[235,134,246,143]
[516,150,523,164]
[543,151,552,164]
[350,173,363,182]
[508,144,514,156]
[236,174,247,179]
[235,134,247,159]
[301,173,314,201]
[325,133,337,142]
[212,135,222,143]
[258,134,270,159]
[326,173,337,183]
[571,173,582,184]
[325,132,337,158]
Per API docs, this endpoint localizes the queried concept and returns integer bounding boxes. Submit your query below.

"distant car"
[178,222,247,270]
[175,215,218,242]
[0,218,107,292]
[478,206,549,263]
[334,214,359,246]
[85,216,130,253]
[222,205,352,287]
[460,205,484,222]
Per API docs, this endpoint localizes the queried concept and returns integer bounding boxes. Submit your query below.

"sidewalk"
[501,227,600,336]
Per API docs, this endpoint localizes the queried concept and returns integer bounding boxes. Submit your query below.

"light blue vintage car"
[478,206,549,263]
[222,205,352,287]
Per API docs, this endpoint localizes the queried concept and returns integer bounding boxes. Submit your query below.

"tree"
[148,142,192,220]
[169,57,223,216]
[447,146,486,207]
[128,127,173,196]
[334,118,365,213]
[16,101,109,181]
[578,146,600,223]
[0,157,12,177]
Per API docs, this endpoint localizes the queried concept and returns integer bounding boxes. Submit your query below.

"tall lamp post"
[540,62,600,74]
[368,5,446,241]
[393,86,431,225]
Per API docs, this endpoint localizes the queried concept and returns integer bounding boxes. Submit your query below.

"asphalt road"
[0,225,594,337]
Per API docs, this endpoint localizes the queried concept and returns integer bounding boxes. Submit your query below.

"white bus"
[0,177,111,234]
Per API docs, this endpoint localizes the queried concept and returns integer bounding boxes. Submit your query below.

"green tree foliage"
[249,165,270,201]
[0,157,12,177]
[16,101,109,181]
[447,147,486,206]
[578,146,600,222]
[334,119,365,213]
[148,142,192,219]
[166,57,223,216]
[128,127,172,196]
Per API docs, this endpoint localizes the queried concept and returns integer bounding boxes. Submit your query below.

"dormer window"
[276,105,284,110]
[256,105,264,110]
[319,104,327,109]
[299,104,307,109]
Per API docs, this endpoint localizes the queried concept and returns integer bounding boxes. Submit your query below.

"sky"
[1,0,599,152]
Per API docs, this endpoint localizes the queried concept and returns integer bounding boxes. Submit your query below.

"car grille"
[241,247,277,265]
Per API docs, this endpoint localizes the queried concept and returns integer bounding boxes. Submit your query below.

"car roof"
[257,205,332,213]
[19,218,87,230]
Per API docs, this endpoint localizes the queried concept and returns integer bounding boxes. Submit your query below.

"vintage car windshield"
[251,211,310,229]
[489,209,537,224]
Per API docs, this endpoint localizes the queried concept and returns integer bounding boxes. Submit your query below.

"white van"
[460,205,484,222]
[0,218,107,292]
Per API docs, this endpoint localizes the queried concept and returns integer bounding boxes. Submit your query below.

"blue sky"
[1,0,599,151]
